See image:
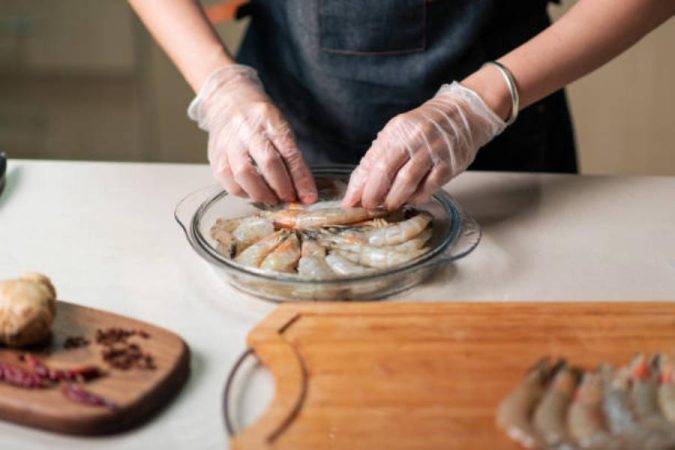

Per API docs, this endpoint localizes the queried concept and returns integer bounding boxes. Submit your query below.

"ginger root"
[0,273,57,347]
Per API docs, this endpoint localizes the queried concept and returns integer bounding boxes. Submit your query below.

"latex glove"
[342,81,506,210]
[188,64,317,204]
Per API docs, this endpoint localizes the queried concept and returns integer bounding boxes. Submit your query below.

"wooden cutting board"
[0,301,189,435]
[230,302,675,450]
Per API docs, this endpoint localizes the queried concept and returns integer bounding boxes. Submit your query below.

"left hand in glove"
[342,81,507,210]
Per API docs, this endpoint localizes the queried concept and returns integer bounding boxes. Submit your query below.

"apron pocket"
[319,0,426,55]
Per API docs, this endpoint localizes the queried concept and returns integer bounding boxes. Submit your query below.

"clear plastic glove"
[188,64,317,204]
[342,81,506,210]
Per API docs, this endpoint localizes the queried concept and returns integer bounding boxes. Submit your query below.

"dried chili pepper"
[61,383,117,409]
[25,355,103,382]
[0,363,48,388]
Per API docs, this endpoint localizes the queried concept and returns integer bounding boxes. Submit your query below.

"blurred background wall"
[0,0,673,175]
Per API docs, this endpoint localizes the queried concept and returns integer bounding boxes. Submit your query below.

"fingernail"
[300,192,317,204]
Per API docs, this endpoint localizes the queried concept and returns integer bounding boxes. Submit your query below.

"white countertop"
[1,160,674,449]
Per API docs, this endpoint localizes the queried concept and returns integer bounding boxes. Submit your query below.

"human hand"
[342,81,506,210]
[188,65,317,204]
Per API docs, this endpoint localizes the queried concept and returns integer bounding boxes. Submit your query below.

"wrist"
[188,47,236,93]
[460,65,512,122]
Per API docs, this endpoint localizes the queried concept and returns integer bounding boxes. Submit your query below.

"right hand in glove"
[188,65,317,204]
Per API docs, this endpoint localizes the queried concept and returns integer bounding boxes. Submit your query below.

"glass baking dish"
[174,166,480,302]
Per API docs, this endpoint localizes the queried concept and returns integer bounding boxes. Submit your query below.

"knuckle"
[258,148,280,172]
[283,150,306,171]
[231,162,252,179]
[372,160,392,176]
[250,101,273,117]
[387,114,407,129]
[398,169,419,186]
[230,186,246,197]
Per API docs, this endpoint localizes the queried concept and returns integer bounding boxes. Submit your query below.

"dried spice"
[101,343,155,371]
[63,336,90,349]
[25,356,103,382]
[96,328,155,371]
[0,363,48,388]
[1,326,153,410]
[95,328,149,346]
[61,383,117,409]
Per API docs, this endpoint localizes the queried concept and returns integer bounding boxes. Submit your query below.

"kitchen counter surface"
[1,159,674,449]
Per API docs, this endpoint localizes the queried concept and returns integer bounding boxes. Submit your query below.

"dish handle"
[174,184,223,239]
[424,197,481,267]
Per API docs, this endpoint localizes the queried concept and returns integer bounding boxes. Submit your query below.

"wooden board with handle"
[0,301,189,435]
[230,302,675,450]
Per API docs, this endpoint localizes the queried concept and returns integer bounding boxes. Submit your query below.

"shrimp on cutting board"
[601,364,637,436]
[600,364,675,450]
[532,363,580,448]
[496,358,552,449]
[657,354,675,423]
[628,354,675,449]
[568,371,625,450]
[629,354,671,425]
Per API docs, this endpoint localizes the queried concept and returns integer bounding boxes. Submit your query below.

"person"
[129,0,674,210]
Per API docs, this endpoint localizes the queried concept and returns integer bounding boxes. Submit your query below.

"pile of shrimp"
[209,201,433,278]
[497,353,675,450]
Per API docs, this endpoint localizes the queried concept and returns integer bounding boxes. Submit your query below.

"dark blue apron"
[237,0,577,173]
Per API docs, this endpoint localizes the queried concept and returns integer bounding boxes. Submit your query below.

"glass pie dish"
[174,166,481,302]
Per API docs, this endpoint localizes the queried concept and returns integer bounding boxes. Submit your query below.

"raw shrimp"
[318,226,431,253]
[657,355,675,423]
[211,216,246,234]
[533,363,579,447]
[327,245,424,269]
[211,199,435,277]
[496,358,551,450]
[568,372,621,450]
[272,207,388,229]
[211,227,236,258]
[215,240,236,258]
[316,230,367,247]
[235,230,288,268]
[365,211,432,246]
[601,365,637,436]
[630,354,675,448]
[232,216,275,254]
[602,363,675,450]
[325,252,372,276]
[305,200,343,211]
[390,228,432,252]
[630,354,664,421]
[260,233,301,273]
[297,241,335,279]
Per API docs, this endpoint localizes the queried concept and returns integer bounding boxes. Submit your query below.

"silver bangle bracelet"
[483,61,520,126]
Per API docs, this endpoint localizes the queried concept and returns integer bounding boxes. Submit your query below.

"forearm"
[463,0,675,120]
[128,0,235,92]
